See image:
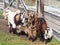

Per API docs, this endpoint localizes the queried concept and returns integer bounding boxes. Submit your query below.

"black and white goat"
[44,27,53,44]
[7,10,25,34]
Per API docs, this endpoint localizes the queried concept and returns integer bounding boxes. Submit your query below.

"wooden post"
[22,0,28,17]
[4,0,6,9]
[20,0,28,17]
[9,0,12,3]
[8,0,12,7]
[36,0,44,18]
[9,0,15,7]
[36,0,40,16]
[40,0,44,17]
[16,0,19,9]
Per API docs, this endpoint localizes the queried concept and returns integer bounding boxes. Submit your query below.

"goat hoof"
[45,39,48,44]
[12,28,16,34]
[32,40,34,42]
[32,39,35,42]
[16,33,20,36]
[9,30,12,33]
[45,42,47,44]
[26,34,28,37]
[32,38,35,42]
[29,37,32,40]
[13,31,16,34]
[42,39,44,42]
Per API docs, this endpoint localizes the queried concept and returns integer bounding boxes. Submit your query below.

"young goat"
[7,10,25,34]
[44,27,53,44]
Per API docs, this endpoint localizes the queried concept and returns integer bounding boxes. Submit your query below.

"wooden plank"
[36,0,40,16]
[36,0,44,18]
[9,0,12,3]
[16,0,19,9]
[9,0,15,7]
[40,0,44,17]
[4,0,6,9]
[20,0,28,17]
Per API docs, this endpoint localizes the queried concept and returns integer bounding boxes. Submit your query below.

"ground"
[0,0,60,45]
[0,18,60,45]
[0,10,60,45]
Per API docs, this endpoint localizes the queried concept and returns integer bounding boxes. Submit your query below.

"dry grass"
[0,32,60,45]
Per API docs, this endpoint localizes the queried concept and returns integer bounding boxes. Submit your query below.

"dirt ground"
[0,18,28,40]
[0,18,44,42]
[0,19,9,33]
[0,18,40,40]
[0,18,60,45]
